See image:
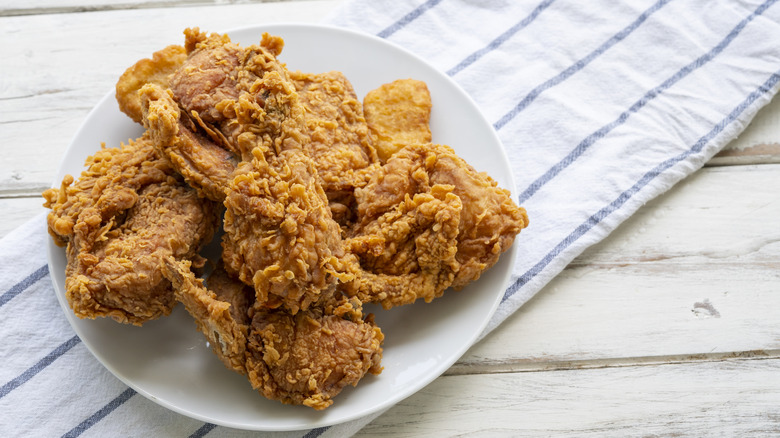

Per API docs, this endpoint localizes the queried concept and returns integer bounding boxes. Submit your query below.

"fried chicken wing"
[363,79,432,162]
[346,143,528,308]
[43,134,220,325]
[162,258,383,410]
[115,45,187,124]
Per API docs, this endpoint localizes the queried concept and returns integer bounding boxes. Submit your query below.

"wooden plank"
[710,142,780,166]
[714,88,780,166]
[356,358,780,437]
[0,1,339,197]
[0,198,45,240]
[458,261,780,372]
[573,163,780,265]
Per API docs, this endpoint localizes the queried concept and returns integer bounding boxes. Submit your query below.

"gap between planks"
[0,0,317,18]
[447,348,780,376]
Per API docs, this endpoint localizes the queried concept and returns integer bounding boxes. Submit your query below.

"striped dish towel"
[3,0,780,436]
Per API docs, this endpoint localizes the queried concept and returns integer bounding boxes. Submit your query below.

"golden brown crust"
[363,79,432,162]
[115,44,187,124]
[345,143,528,308]
[290,70,380,227]
[43,135,220,325]
[222,148,350,315]
[162,259,383,411]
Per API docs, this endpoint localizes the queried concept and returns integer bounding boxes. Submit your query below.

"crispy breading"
[345,143,528,308]
[115,44,187,124]
[163,259,383,410]
[290,70,380,226]
[43,135,220,325]
[363,79,432,162]
[140,84,238,202]
[222,147,353,315]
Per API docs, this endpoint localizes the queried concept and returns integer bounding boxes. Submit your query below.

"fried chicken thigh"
[346,143,528,308]
[162,259,383,410]
[43,135,220,325]
[140,28,299,202]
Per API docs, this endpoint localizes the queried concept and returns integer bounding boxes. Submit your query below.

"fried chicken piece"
[363,79,432,162]
[162,258,383,410]
[42,135,220,325]
[346,184,462,308]
[222,147,354,314]
[169,28,296,160]
[346,143,528,308]
[164,260,251,374]
[116,45,187,124]
[289,70,379,225]
[141,84,238,202]
[140,29,307,202]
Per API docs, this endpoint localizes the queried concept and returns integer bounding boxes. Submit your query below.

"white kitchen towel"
[4,0,780,437]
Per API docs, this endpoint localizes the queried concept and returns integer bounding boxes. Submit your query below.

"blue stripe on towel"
[492,0,674,130]
[0,335,80,398]
[189,423,217,438]
[303,426,330,438]
[377,0,445,39]
[502,69,780,303]
[515,0,779,205]
[62,387,137,438]
[0,264,49,309]
[446,0,557,76]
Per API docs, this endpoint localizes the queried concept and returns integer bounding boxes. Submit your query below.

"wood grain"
[356,359,780,437]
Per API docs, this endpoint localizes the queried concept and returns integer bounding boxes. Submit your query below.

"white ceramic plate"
[48,23,518,431]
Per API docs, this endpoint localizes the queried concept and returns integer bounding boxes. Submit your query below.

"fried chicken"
[168,28,296,160]
[363,79,432,162]
[221,147,354,315]
[141,83,238,202]
[138,28,357,314]
[289,70,379,226]
[43,134,220,325]
[115,44,188,124]
[44,25,529,410]
[162,258,383,410]
[345,143,528,308]
[140,28,310,203]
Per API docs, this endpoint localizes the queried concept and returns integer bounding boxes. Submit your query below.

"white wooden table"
[2,1,779,435]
